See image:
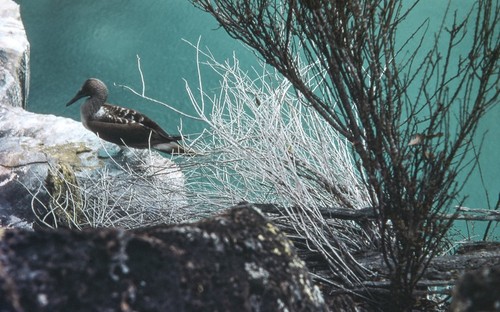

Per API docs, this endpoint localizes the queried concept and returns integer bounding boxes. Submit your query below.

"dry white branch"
[82,41,377,285]
[110,41,376,285]
[22,145,189,230]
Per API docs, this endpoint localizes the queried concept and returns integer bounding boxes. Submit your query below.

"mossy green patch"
[43,162,87,229]
[37,142,94,168]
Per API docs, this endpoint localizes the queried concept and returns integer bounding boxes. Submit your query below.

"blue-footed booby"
[67,78,191,154]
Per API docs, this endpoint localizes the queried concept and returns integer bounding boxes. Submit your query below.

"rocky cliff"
[0,0,185,229]
[0,0,29,109]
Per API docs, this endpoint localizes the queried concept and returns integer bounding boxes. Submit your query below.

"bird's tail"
[153,141,198,156]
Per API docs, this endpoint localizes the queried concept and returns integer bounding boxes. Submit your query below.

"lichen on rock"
[38,162,86,229]
[0,204,327,311]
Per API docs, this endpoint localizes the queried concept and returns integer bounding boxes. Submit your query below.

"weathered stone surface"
[0,0,29,109]
[450,264,500,312]
[0,103,186,229]
[0,205,326,311]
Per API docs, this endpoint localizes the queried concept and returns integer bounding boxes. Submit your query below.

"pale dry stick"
[114,56,202,122]
[269,143,371,282]
[96,140,186,207]
[29,185,57,229]
[137,54,146,97]
[180,44,376,285]
[190,48,365,203]
[113,41,374,284]
[60,142,187,228]
[17,166,84,229]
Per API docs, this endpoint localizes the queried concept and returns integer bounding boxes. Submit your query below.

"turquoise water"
[18,0,256,135]
[17,1,499,239]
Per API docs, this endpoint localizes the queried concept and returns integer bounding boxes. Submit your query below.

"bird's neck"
[81,96,105,120]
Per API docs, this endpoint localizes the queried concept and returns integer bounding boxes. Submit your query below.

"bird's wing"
[101,104,182,141]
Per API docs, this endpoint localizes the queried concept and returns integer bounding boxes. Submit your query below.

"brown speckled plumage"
[67,78,189,154]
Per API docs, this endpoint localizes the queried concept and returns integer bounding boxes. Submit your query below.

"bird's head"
[66,78,108,106]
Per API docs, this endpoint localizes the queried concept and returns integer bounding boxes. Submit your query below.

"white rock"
[0,0,30,108]
[0,0,187,228]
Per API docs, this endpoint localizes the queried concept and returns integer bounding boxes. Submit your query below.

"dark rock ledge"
[0,204,327,312]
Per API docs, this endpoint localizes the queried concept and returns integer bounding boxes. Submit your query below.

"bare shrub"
[27,147,188,229]
[180,0,499,310]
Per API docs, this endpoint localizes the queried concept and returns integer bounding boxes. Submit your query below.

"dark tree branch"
[189,0,499,310]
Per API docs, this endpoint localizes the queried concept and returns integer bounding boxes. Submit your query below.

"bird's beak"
[66,90,85,106]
